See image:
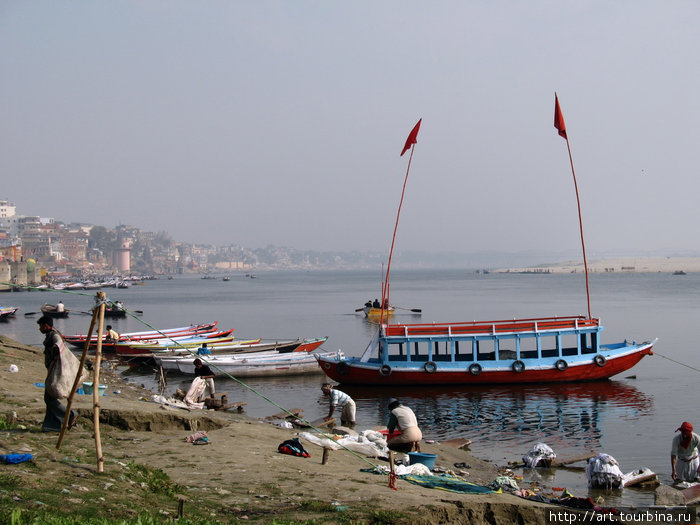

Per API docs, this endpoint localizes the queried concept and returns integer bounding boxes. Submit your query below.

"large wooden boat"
[318,115,657,386]
[318,316,656,385]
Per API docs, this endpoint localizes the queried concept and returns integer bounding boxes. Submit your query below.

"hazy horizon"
[2,2,699,255]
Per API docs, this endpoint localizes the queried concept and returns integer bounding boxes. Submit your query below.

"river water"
[1,269,698,507]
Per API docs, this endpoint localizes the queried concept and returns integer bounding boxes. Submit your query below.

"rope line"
[654,352,700,373]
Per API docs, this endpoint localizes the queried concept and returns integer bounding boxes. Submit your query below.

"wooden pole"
[93,292,107,473]
[56,306,99,450]
[322,447,331,465]
[565,136,592,320]
[381,144,415,327]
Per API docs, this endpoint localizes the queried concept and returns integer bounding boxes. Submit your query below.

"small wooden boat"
[174,350,341,378]
[0,306,19,320]
[362,305,395,319]
[114,329,236,355]
[104,306,127,318]
[40,303,70,318]
[154,337,327,369]
[63,322,219,349]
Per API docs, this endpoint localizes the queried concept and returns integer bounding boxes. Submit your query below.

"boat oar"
[354,308,365,312]
[394,306,422,313]
[24,312,38,316]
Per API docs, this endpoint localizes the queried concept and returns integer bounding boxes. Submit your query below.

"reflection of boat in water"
[341,380,653,444]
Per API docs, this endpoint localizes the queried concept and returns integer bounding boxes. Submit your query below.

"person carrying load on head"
[671,421,700,482]
[386,397,422,453]
[321,383,356,429]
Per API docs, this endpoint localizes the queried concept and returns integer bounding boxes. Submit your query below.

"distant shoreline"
[496,256,700,274]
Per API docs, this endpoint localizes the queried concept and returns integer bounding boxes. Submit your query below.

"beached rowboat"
[174,350,341,378]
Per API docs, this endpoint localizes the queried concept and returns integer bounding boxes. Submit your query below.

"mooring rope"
[653,351,700,373]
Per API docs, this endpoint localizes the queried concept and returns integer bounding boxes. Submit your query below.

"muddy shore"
[0,334,576,524]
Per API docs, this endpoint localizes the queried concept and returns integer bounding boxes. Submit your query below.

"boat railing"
[384,316,598,338]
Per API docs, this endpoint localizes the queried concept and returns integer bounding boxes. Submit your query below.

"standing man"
[37,315,77,432]
[193,358,216,400]
[671,421,700,482]
[386,398,422,453]
[321,383,356,429]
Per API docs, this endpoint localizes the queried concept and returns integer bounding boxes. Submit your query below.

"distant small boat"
[40,303,70,318]
[222,276,231,281]
[0,306,19,320]
[672,270,687,275]
[362,305,395,319]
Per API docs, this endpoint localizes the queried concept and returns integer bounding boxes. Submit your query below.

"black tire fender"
[512,360,525,373]
[379,364,392,376]
[594,354,607,367]
[468,363,482,376]
[555,359,568,371]
[424,361,437,374]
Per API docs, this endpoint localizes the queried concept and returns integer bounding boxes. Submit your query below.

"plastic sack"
[46,346,90,399]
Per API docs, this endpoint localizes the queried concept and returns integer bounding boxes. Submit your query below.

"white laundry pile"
[523,443,557,468]
[586,453,624,488]
[300,429,390,458]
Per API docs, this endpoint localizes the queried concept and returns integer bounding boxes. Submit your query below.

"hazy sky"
[2,2,699,256]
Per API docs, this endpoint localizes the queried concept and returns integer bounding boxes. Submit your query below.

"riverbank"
[497,256,700,274]
[0,335,566,524]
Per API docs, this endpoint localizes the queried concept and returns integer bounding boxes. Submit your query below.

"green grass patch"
[124,462,183,497]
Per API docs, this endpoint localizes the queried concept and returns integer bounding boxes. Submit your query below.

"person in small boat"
[192,358,216,400]
[37,315,77,432]
[56,301,65,313]
[197,342,211,355]
[321,383,356,429]
[386,398,422,453]
[372,298,380,308]
[364,300,372,308]
[671,421,700,482]
[105,325,120,343]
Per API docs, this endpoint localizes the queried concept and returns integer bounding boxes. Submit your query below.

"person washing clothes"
[671,421,700,482]
[321,383,356,428]
[386,398,422,453]
[193,358,216,401]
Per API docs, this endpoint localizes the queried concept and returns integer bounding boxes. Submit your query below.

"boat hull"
[318,343,654,385]
[175,351,336,378]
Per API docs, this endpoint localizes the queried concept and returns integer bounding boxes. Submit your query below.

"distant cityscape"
[0,199,400,278]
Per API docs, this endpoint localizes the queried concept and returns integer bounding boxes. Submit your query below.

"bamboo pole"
[56,306,99,450]
[93,292,107,473]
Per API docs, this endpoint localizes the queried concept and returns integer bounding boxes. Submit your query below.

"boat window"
[519,337,538,359]
[580,332,596,354]
[477,339,495,360]
[561,334,579,357]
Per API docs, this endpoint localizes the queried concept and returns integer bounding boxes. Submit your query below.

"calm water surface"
[2,269,698,506]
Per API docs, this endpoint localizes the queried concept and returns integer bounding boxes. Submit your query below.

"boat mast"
[381,119,422,326]
[555,93,592,319]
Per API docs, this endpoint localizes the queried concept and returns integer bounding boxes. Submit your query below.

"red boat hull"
[318,345,654,386]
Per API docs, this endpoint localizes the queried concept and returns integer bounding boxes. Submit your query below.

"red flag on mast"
[400,118,422,156]
[554,94,567,139]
